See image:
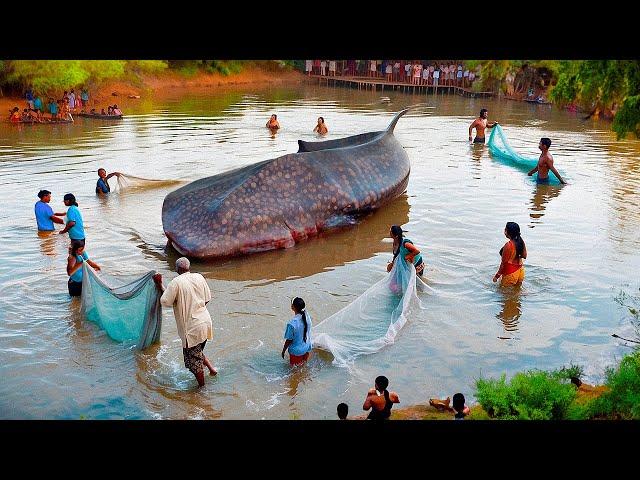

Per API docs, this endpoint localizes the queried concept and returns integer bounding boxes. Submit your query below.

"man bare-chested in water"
[528,137,567,184]
[468,108,498,143]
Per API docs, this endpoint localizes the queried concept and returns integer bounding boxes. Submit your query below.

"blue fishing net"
[81,264,162,350]
[488,124,563,184]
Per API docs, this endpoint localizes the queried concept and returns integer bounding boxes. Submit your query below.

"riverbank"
[0,66,305,116]
[387,381,609,420]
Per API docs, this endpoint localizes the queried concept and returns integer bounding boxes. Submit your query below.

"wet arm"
[469,120,476,140]
[363,391,375,411]
[281,339,292,359]
[403,242,420,263]
[549,163,567,184]
[527,165,538,176]
[51,215,64,225]
[495,243,511,278]
[86,259,100,270]
[67,257,82,276]
[59,220,75,234]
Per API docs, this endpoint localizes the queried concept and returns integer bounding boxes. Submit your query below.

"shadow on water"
[160,193,410,282]
[528,182,564,227]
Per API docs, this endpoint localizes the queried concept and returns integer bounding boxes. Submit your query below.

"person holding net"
[96,168,122,194]
[469,108,498,144]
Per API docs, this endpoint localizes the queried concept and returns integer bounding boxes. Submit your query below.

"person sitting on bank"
[266,114,280,130]
[337,403,349,420]
[493,221,527,287]
[313,116,328,135]
[528,137,567,184]
[67,239,100,297]
[468,108,498,144]
[96,168,122,194]
[153,257,217,387]
[452,393,471,420]
[363,375,400,420]
[112,105,122,116]
[35,190,65,231]
[281,297,312,366]
[387,225,425,276]
[58,193,85,246]
[48,99,59,120]
[9,107,21,122]
[101,108,107,115]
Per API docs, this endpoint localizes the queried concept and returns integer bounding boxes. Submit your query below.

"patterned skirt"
[183,340,207,375]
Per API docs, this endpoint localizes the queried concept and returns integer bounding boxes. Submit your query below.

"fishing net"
[80,264,162,350]
[313,255,428,367]
[487,125,539,168]
[488,125,563,184]
[115,174,182,192]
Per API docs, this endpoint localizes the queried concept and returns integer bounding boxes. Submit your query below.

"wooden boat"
[525,98,552,105]
[76,113,123,120]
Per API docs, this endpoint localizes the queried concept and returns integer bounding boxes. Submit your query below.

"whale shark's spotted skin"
[162,110,411,260]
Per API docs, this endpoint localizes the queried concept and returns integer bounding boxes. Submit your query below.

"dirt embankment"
[1,67,305,116]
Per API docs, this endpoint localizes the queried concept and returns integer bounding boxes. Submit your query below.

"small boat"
[76,113,123,120]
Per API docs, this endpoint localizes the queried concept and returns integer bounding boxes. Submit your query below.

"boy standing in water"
[528,138,567,184]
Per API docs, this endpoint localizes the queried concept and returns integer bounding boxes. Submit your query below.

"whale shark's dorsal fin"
[386,104,424,134]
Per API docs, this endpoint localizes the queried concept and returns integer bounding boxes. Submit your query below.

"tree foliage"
[550,60,640,138]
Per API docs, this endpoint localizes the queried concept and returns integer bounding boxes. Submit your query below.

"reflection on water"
[496,286,523,338]
[528,183,563,226]
[1,84,640,419]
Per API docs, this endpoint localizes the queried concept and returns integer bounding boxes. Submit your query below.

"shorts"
[183,340,207,375]
[536,176,550,184]
[289,351,310,366]
[68,279,82,297]
[70,238,86,248]
[473,137,486,144]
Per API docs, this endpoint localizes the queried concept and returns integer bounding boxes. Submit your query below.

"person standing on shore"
[528,138,567,184]
[468,108,498,144]
[153,257,217,387]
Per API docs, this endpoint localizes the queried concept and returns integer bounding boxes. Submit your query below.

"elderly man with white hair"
[153,257,217,387]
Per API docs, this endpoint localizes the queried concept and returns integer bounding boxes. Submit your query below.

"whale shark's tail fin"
[386,104,423,134]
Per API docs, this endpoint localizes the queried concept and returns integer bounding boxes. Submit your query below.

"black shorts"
[68,279,82,296]
[473,137,486,144]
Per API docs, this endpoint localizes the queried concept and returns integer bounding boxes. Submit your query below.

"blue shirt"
[33,97,43,110]
[96,178,110,194]
[66,205,85,240]
[35,201,55,231]
[81,90,89,101]
[398,238,422,266]
[284,312,312,356]
[69,251,89,283]
[49,102,58,114]
[26,90,34,101]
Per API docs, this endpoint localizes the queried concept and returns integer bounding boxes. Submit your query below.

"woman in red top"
[493,222,527,286]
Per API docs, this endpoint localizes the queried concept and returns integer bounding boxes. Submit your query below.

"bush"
[475,369,577,420]
[587,351,640,419]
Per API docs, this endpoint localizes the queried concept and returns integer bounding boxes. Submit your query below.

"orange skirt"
[289,351,310,366]
[500,266,525,286]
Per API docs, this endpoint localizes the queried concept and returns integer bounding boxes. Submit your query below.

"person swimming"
[266,114,280,130]
[313,116,328,135]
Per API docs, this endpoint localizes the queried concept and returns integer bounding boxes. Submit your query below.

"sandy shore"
[1,67,305,117]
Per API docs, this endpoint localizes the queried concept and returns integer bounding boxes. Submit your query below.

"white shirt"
[433,70,440,79]
[160,272,213,348]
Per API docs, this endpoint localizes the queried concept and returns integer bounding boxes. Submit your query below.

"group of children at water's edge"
[305,60,478,88]
[32,105,567,419]
[266,114,328,135]
[9,86,122,123]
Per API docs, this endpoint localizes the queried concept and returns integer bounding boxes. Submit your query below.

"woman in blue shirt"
[386,225,424,276]
[67,240,101,296]
[281,297,312,366]
[59,193,86,246]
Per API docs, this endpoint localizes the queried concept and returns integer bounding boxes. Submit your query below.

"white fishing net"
[313,255,429,367]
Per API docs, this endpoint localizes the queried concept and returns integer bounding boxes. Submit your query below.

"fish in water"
[162,109,413,260]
